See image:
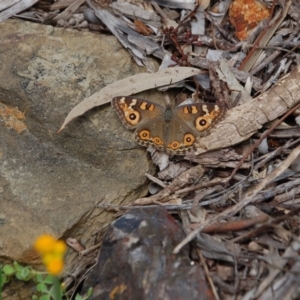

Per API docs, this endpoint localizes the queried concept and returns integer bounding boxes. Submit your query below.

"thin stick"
[174,142,300,253]
[227,101,300,184]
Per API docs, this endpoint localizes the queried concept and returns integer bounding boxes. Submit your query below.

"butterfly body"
[112,96,225,155]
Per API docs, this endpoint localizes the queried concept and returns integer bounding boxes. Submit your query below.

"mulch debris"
[2,0,300,299]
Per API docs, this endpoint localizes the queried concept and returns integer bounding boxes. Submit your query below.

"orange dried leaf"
[134,19,153,36]
[229,0,270,40]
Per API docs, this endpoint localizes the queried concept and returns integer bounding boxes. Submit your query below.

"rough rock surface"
[0,20,157,266]
[82,207,214,300]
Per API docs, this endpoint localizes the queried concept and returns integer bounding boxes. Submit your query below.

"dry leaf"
[134,19,153,35]
[59,67,200,132]
[229,0,270,40]
[0,0,39,22]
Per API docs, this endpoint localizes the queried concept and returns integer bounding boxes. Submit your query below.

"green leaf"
[75,287,93,300]
[1,273,9,285]
[24,267,34,281]
[13,261,24,272]
[36,282,48,293]
[2,265,15,276]
[15,267,33,281]
[43,274,55,285]
[49,283,63,300]
[0,268,2,300]
[35,273,44,283]
[39,295,51,300]
[87,287,93,297]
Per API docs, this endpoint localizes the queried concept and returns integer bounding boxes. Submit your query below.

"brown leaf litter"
[2,0,300,299]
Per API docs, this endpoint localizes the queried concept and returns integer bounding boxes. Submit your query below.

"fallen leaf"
[58,67,201,132]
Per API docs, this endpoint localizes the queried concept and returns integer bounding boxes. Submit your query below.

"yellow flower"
[53,240,67,254]
[47,257,64,276]
[34,235,56,254]
[34,235,67,275]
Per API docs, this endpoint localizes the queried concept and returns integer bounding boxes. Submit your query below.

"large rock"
[82,207,214,300]
[0,19,157,265]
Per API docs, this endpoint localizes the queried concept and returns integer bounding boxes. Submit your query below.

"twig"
[231,207,300,244]
[174,143,300,253]
[253,138,299,170]
[250,238,300,299]
[134,165,205,205]
[227,101,300,184]
[198,215,268,233]
[239,1,291,72]
[145,173,166,188]
[198,249,221,300]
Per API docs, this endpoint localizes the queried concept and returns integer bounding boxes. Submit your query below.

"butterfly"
[112,96,225,155]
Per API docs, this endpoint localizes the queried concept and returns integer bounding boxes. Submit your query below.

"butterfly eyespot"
[153,137,164,145]
[195,116,211,131]
[129,113,136,120]
[138,130,150,140]
[168,141,180,150]
[184,134,195,146]
[125,111,140,125]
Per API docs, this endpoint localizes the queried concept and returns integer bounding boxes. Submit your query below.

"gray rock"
[0,19,156,266]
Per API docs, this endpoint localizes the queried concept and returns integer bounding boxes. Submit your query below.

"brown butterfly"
[112,96,225,155]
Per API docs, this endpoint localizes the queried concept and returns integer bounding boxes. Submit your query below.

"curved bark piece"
[195,66,300,154]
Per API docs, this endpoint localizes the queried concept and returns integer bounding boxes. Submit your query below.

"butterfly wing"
[176,102,224,134]
[112,97,225,155]
[165,103,225,155]
[112,96,164,129]
[112,96,167,151]
[134,118,166,151]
